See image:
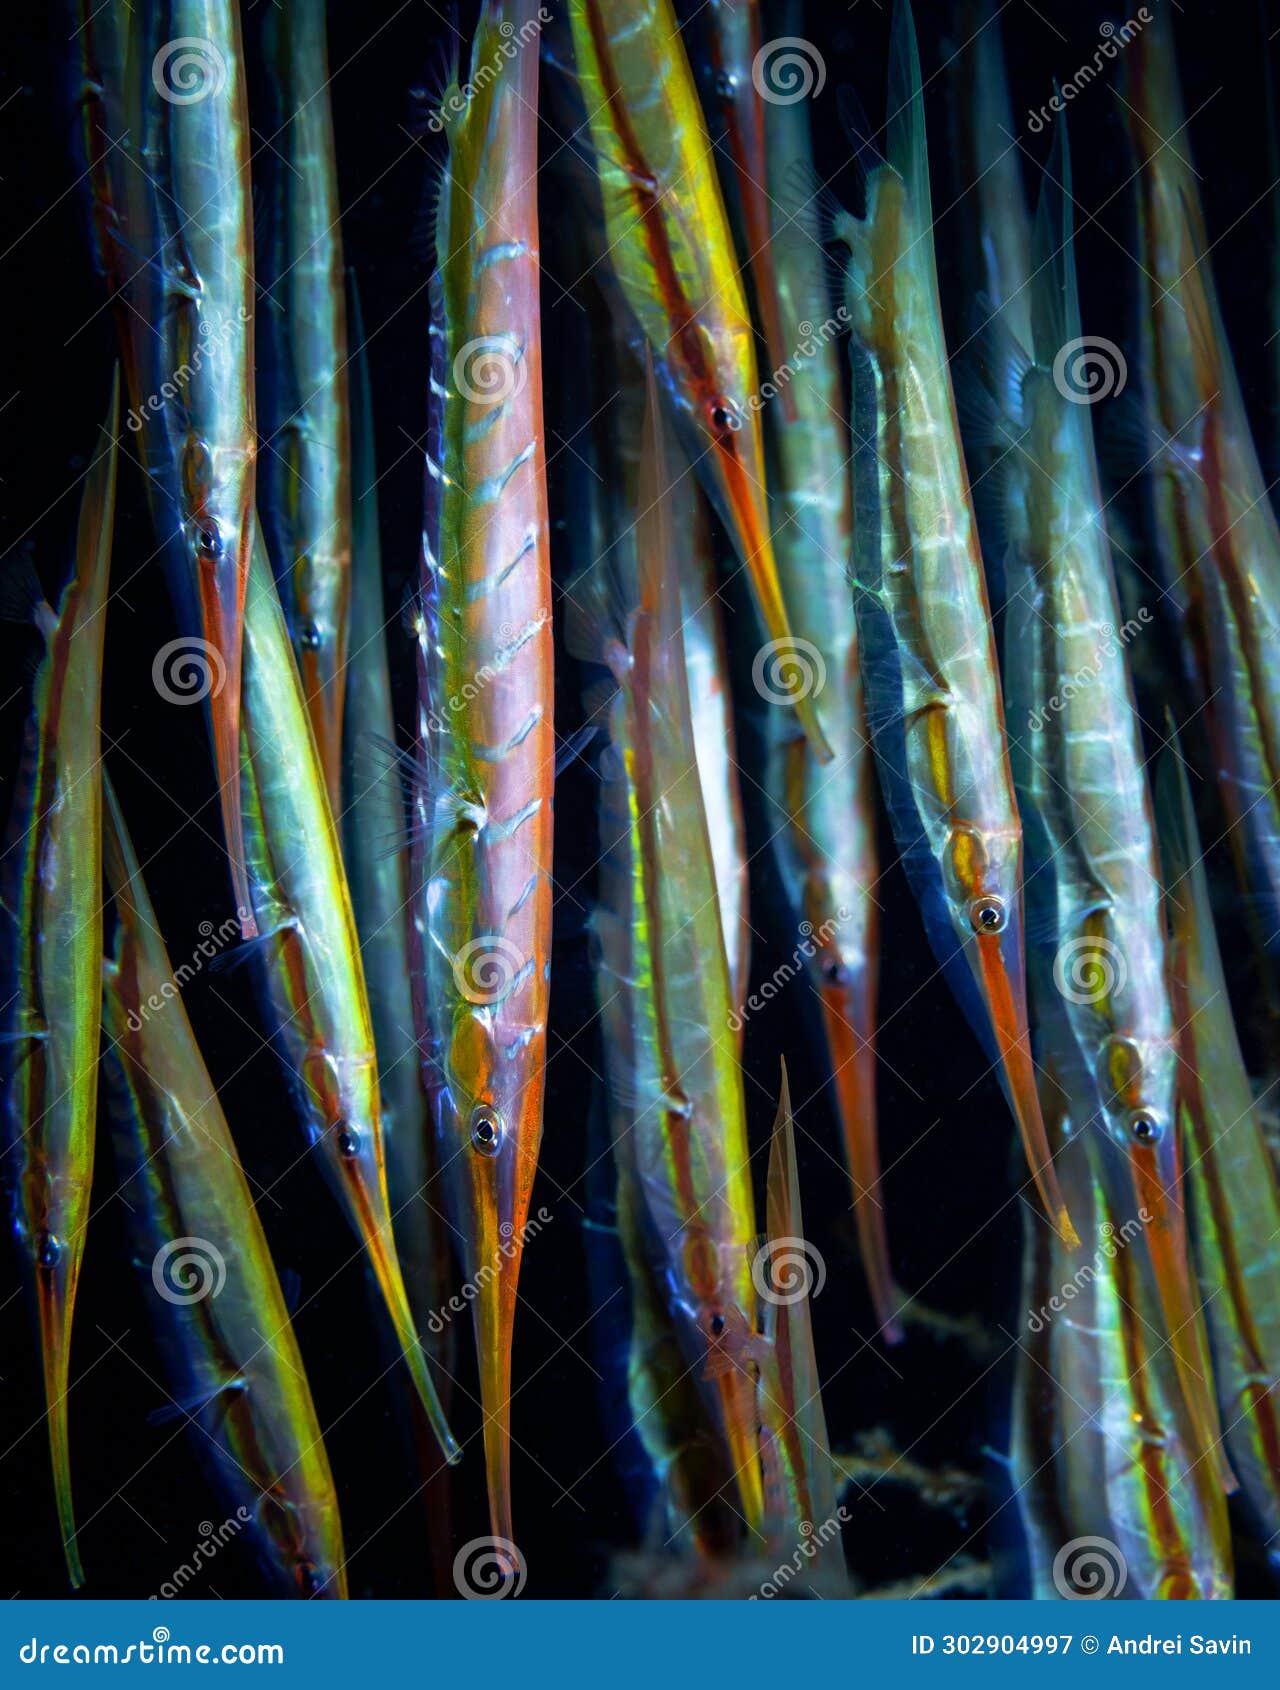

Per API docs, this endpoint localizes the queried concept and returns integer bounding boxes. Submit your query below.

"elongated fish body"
[1160,757,1280,1550]
[835,1,1072,1247]
[753,65,893,1341]
[98,3,257,938]
[702,0,792,420]
[1126,16,1280,964]
[567,0,830,762]
[420,0,554,1560]
[100,781,346,1599]
[238,532,457,1469]
[258,0,351,812]
[1022,1117,1232,1600]
[1,383,117,1587]
[755,1065,837,1550]
[580,369,766,1538]
[949,0,1031,353]
[997,122,1230,1496]
[342,284,445,1353]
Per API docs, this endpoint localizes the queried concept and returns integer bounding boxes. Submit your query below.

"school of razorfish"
[3,0,1280,1600]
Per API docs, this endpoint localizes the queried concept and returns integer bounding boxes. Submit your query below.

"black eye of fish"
[336,1124,361,1159]
[470,1107,501,1156]
[715,70,736,99]
[1128,1109,1162,1145]
[821,957,847,986]
[709,399,740,434]
[197,522,222,559]
[970,896,1007,934]
[35,1231,61,1270]
[299,620,323,652]
[295,1560,321,1597]
[709,1312,726,1337]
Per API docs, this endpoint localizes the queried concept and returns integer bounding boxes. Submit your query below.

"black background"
[1,0,1276,1599]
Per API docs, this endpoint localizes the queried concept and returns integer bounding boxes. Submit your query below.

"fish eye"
[714,70,736,99]
[1127,1109,1163,1145]
[196,522,222,559]
[299,620,323,652]
[969,895,1007,934]
[708,397,742,434]
[295,1560,322,1597]
[820,957,848,986]
[35,1231,61,1270]
[335,1124,361,1159]
[709,1312,727,1337]
[470,1106,502,1156]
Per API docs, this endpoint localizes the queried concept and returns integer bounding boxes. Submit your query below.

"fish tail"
[37,1270,83,1588]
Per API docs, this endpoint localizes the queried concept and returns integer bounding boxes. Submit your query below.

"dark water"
[0,0,1276,1599]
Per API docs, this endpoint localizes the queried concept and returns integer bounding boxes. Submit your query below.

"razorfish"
[602,340,751,1012]
[92,3,257,939]
[566,0,832,763]
[575,362,766,1537]
[991,119,1232,1496]
[1013,1095,1233,1601]
[834,0,1074,1247]
[258,0,351,813]
[1,380,117,1587]
[416,0,554,1562]
[342,281,446,1359]
[238,531,458,1469]
[100,779,346,1599]
[701,0,794,421]
[1126,13,1280,972]
[1159,753,1280,1554]
[747,36,895,1341]
[755,1062,838,1551]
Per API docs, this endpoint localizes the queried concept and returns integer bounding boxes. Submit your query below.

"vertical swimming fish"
[100,780,347,1599]
[342,281,445,1353]
[995,119,1232,1496]
[1126,13,1280,971]
[750,33,894,1340]
[1,379,117,1587]
[94,3,258,938]
[1160,753,1280,1553]
[258,0,352,812]
[238,530,459,1469]
[417,0,554,1562]
[576,363,766,1537]
[834,0,1074,1247]
[566,0,832,762]
[1013,1100,1233,1601]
